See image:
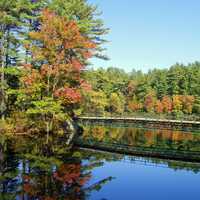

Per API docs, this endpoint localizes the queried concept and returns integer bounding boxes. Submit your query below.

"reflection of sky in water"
[80,124,200,199]
[88,156,200,200]
[1,132,200,200]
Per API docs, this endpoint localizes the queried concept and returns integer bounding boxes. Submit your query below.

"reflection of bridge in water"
[79,147,200,173]
[121,156,173,169]
[120,156,200,171]
[75,139,200,163]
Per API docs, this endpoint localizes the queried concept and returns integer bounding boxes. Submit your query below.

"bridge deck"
[78,116,200,124]
[78,116,200,131]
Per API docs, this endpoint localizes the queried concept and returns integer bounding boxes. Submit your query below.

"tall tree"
[18,9,96,134]
[48,0,109,60]
[0,0,20,119]
[0,0,47,119]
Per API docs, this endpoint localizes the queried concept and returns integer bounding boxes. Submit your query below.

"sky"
[88,0,200,72]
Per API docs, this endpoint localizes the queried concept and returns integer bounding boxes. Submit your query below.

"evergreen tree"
[47,0,109,60]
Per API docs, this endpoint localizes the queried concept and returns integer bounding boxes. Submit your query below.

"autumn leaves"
[17,9,96,134]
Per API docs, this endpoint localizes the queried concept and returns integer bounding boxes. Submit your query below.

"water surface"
[80,122,200,152]
[0,123,200,199]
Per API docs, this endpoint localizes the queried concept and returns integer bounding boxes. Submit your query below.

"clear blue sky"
[89,0,200,72]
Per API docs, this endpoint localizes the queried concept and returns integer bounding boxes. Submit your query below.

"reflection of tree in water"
[0,136,19,199]
[14,135,114,200]
[22,162,91,199]
[22,163,112,199]
[1,132,200,199]
[81,123,200,151]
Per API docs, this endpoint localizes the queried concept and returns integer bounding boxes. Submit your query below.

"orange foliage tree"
[18,9,95,134]
[128,98,142,112]
[161,95,172,113]
[181,95,195,114]
[172,95,183,112]
[155,100,163,114]
[144,91,156,112]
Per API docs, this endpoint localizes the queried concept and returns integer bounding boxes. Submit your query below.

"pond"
[0,123,200,200]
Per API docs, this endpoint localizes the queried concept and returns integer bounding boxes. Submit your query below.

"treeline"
[81,62,200,119]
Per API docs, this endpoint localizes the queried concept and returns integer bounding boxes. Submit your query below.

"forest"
[0,0,200,135]
[82,63,200,119]
[0,0,108,135]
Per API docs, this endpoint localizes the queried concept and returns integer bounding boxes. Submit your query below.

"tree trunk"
[65,120,76,146]
[0,32,6,120]
[46,121,50,143]
[5,29,10,67]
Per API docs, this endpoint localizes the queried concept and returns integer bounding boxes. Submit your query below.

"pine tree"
[47,0,109,60]
[0,0,47,119]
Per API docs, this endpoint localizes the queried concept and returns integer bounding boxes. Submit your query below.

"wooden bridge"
[78,116,200,131]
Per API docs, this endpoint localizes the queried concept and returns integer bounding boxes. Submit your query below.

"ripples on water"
[0,123,200,200]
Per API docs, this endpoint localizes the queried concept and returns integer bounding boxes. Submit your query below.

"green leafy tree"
[0,0,47,119]
[81,90,108,116]
[107,92,125,115]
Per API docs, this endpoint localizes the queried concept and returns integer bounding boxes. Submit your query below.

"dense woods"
[0,0,200,135]
[0,0,107,134]
[82,63,200,119]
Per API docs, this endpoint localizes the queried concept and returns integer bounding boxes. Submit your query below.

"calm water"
[0,123,200,200]
[81,122,200,152]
